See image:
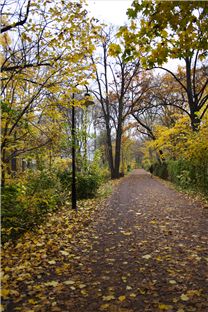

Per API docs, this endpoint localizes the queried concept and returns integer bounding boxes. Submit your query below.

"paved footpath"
[56,169,208,312]
[4,170,208,312]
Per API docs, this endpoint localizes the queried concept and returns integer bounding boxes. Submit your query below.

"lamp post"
[71,86,94,211]
[71,94,77,210]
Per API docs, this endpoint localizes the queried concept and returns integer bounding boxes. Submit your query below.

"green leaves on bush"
[151,159,208,196]
[151,162,168,179]
[1,170,61,243]
[57,170,102,199]
[76,171,102,199]
[167,159,208,194]
[1,150,106,243]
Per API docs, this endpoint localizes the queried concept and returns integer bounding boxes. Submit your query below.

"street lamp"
[71,86,94,211]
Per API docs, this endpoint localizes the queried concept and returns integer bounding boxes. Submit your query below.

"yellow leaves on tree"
[146,112,208,164]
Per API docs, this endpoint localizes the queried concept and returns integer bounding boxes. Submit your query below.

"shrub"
[152,159,208,196]
[1,184,33,242]
[152,162,168,179]
[167,159,208,195]
[57,149,105,199]
[145,113,208,196]
[57,169,71,190]
[57,169,103,200]
[1,170,62,243]
[76,171,102,199]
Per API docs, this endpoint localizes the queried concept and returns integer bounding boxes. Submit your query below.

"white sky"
[86,0,132,26]
[86,0,183,72]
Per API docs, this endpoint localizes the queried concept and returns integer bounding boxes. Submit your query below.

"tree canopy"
[118,0,208,130]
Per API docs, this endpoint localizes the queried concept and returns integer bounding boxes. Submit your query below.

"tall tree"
[91,27,141,179]
[1,0,98,186]
[119,0,208,131]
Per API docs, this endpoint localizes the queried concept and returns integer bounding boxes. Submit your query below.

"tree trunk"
[105,123,115,179]
[190,110,200,132]
[185,57,200,131]
[114,122,122,178]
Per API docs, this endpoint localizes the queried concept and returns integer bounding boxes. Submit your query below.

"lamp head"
[84,92,95,107]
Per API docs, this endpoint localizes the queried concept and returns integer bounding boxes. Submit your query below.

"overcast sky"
[86,0,183,72]
[86,0,132,26]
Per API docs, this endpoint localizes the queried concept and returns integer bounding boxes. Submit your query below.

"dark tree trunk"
[185,57,200,131]
[114,121,122,178]
[105,123,115,179]
[190,110,201,132]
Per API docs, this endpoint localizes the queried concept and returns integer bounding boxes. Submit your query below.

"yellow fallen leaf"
[100,304,110,310]
[79,284,86,289]
[48,260,56,265]
[10,290,20,297]
[63,280,75,285]
[129,293,137,298]
[142,254,151,260]
[122,232,132,236]
[60,251,69,256]
[44,281,59,287]
[15,243,23,249]
[150,220,157,224]
[1,273,9,283]
[102,295,115,301]
[186,289,201,297]
[70,286,76,290]
[180,294,189,301]
[159,304,173,310]
[118,295,126,302]
[0,289,10,298]
[28,299,37,305]
[138,288,146,295]
[169,280,177,285]
[126,285,132,290]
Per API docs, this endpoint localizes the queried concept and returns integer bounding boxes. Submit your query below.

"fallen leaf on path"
[186,289,201,297]
[138,288,146,295]
[100,304,110,310]
[121,231,132,236]
[60,251,69,256]
[48,260,56,265]
[158,303,173,310]
[118,295,126,302]
[0,289,9,298]
[142,254,151,260]
[180,294,189,301]
[44,281,59,287]
[159,303,173,311]
[102,295,115,301]
[63,280,75,285]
